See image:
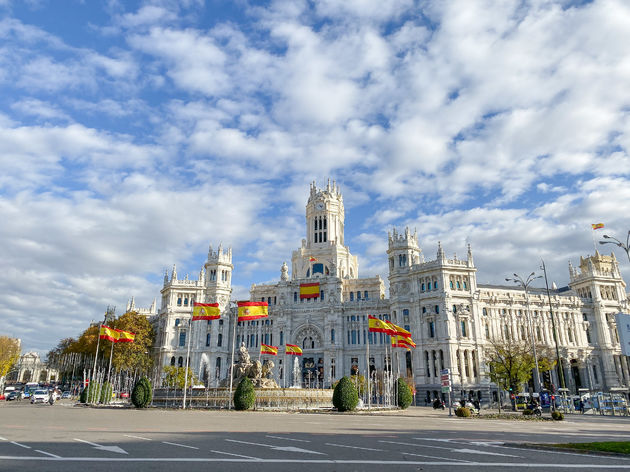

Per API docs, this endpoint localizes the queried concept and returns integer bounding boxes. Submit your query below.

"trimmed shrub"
[234,377,256,411]
[131,380,146,408]
[332,376,359,412]
[397,378,413,410]
[551,411,564,421]
[99,382,113,404]
[522,409,533,416]
[139,377,152,406]
[80,382,100,403]
[455,406,471,417]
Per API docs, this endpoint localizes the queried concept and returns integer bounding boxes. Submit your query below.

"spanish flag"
[392,335,416,349]
[368,315,395,334]
[285,344,302,356]
[116,329,135,343]
[237,301,268,321]
[591,223,605,230]
[300,283,320,299]
[261,344,278,356]
[99,325,119,342]
[309,256,317,262]
[192,302,221,321]
[387,321,412,339]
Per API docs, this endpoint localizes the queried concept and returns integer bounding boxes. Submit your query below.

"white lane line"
[0,436,7,441]
[379,439,455,451]
[379,440,520,458]
[35,450,61,458]
[162,441,199,450]
[125,434,152,441]
[402,451,471,463]
[3,457,630,467]
[210,450,261,460]
[10,441,31,449]
[225,439,325,455]
[266,435,310,443]
[324,443,385,452]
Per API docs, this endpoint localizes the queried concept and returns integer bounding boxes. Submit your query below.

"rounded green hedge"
[234,377,256,410]
[99,382,113,404]
[551,411,564,421]
[397,378,413,409]
[131,377,152,408]
[332,376,359,412]
[455,406,471,417]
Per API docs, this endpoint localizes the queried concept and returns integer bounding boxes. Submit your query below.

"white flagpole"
[107,340,114,383]
[90,326,102,404]
[182,317,193,409]
[228,303,238,410]
[366,318,371,410]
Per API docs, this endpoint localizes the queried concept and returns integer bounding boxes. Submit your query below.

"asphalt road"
[1,401,630,471]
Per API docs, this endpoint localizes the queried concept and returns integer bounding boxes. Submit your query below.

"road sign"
[440,374,450,382]
[440,369,450,375]
[441,386,451,393]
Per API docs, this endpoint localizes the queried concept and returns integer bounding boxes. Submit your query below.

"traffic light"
[542,370,551,388]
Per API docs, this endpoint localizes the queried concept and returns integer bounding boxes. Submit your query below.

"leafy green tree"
[234,377,255,410]
[0,336,20,387]
[163,366,198,389]
[332,376,359,412]
[397,377,413,409]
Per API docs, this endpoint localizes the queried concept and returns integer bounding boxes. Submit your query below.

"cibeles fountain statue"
[220,343,279,388]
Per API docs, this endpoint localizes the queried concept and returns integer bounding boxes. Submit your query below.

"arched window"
[217,333,223,347]
[280,331,284,345]
[178,357,183,367]
[170,356,176,366]
[206,333,211,347]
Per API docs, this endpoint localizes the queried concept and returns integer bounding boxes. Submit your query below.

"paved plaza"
[1,401,630,471]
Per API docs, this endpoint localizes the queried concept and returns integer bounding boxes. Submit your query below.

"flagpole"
[228,302,237,410]
[107,339,114,383]
[90,326,102,404]
[365,317,371,410]
[182,317,193,410]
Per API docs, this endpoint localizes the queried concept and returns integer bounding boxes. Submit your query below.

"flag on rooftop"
[192,302,221,321]
[237,301,268,321]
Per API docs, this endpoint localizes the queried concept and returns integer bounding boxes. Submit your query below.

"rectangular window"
[179,331,186,347]
[461,320,467,337]
[429,321,435,338]
[320,290,325,301]
[206,333,211,347]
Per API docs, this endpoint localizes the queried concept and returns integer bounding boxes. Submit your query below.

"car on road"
[61,391,72,399]
[120,392,129,398]
[30,389,50,404]
[6,391,22,401]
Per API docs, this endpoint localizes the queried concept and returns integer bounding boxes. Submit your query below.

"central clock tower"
[291,180,358,280]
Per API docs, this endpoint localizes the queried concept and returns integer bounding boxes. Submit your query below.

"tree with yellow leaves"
[0,336,21,388]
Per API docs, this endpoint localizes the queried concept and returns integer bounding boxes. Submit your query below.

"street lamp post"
[541,260,567,392]
[506,272,543,393]
[599,231,630,264]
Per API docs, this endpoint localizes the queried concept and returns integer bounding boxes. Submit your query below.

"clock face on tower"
[316,202,325,210]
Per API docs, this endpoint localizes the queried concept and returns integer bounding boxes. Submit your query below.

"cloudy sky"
[1,0,629,354]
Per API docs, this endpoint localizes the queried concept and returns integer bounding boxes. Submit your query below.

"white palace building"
[150,181,630,403]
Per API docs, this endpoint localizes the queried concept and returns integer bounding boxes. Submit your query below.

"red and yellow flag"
[300,283,320,299]
[237,301,268,321]
[591,223,605,230]
[309,256,317,262]
[368,315,395,334]
[387,321,412,339]
[260,344,278,356]
[99,325,119,342]
[285,344,303,356]
[116,329,135,343]
[392,334,416,349]
[192,302,221,321]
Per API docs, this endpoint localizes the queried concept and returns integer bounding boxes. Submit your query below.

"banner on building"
[615,313,630,356]
[299,283,320,299]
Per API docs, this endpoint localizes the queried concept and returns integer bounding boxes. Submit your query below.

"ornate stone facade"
[151,181,630,402]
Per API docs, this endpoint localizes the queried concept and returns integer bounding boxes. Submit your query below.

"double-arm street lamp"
[506,272,543,393]
[599,230,630,264]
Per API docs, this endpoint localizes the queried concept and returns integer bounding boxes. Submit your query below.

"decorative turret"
[171,264,177,282]
[387,226,423,273]
[163,269,169,286]
[467,244,474,267]
[204,242,233,309]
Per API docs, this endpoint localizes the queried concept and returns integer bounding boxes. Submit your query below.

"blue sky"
[1,0,629,354]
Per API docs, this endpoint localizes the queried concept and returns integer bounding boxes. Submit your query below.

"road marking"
[0,437,6,441]
[266,435,310,443]
[324,443,385,452]
[456,448,520,458]
[162,441,199,450]
[74,438,128,455]
[35,450,61,458]
[402,451,471,462]
[124,434,152,441]
[10,441,31,449]
[2,457,630,467]
[379,440,519,458]
[210,450,261,460]
[225,439,325,455]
